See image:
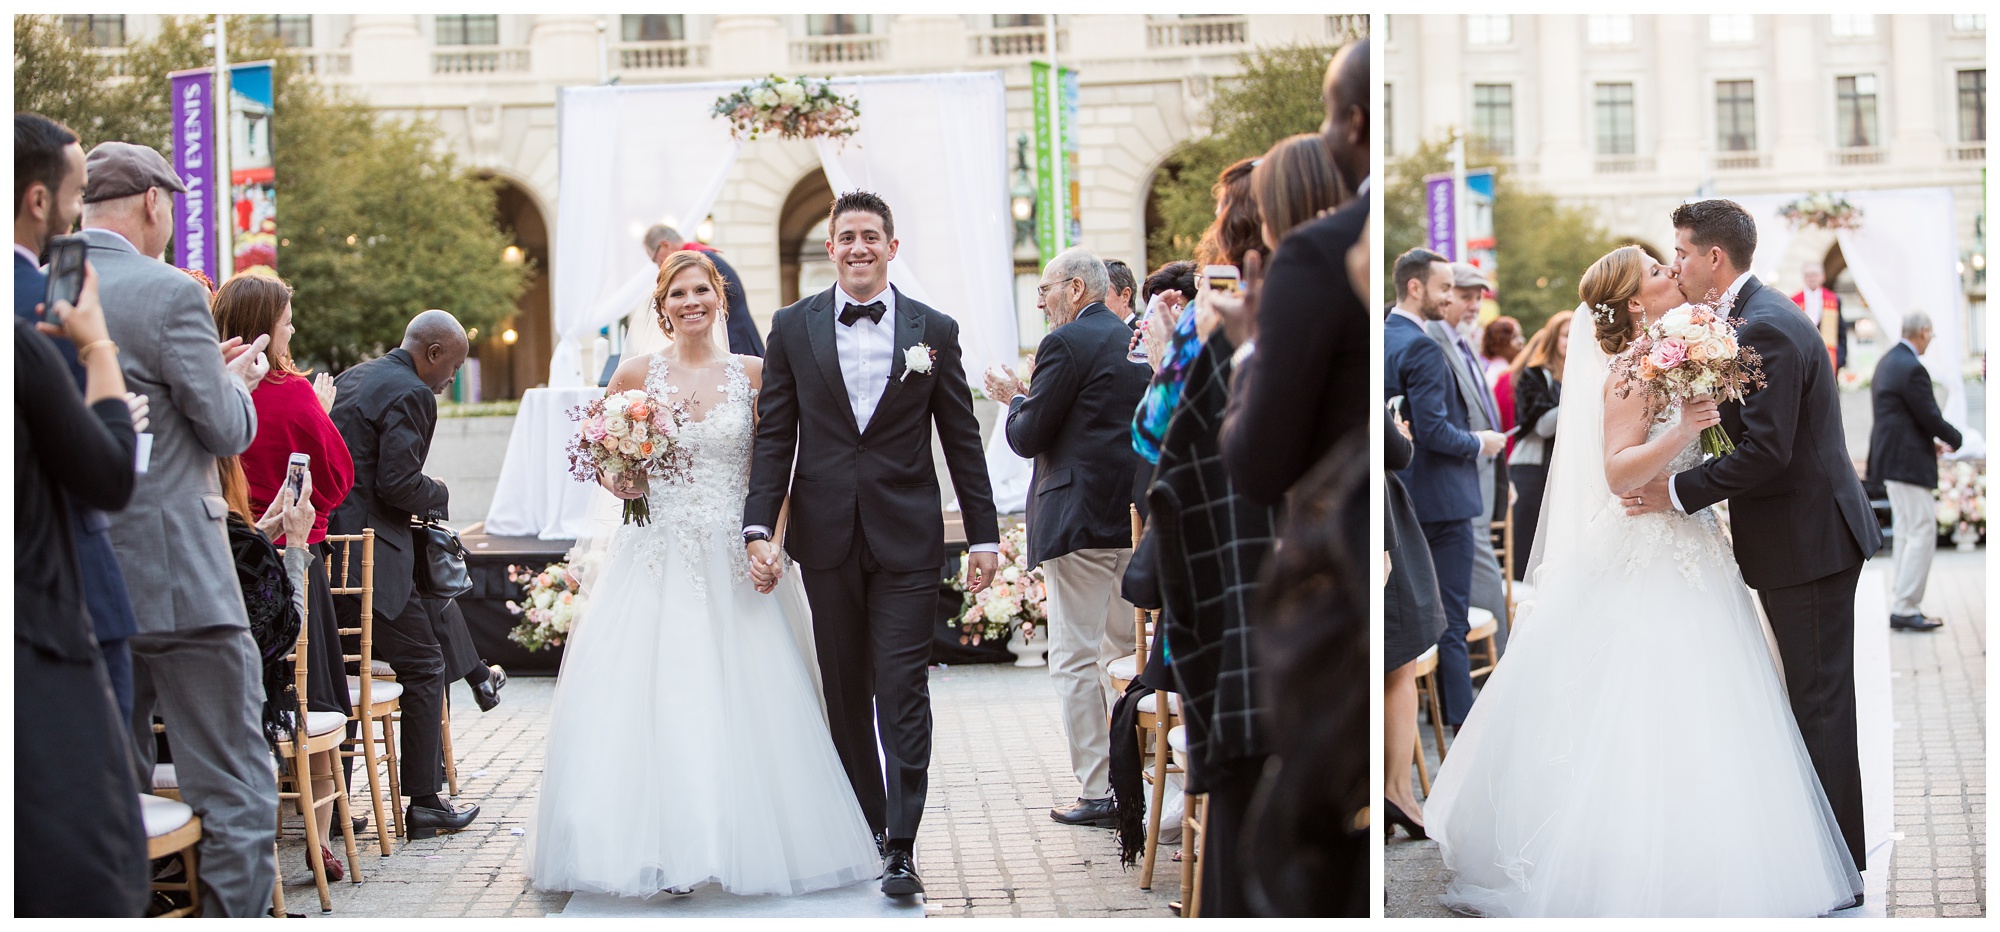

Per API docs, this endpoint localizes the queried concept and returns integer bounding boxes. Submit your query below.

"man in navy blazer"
[1384,247,1505,725]
[13,114,141,724]
[1867,311,1962,631]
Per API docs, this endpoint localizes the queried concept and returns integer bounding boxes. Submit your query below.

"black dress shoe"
[1050,796,1118,827]
[405,800,479,839]
[1890,614,1943,631]
[881,849,924,897]
[873,832,888,859]
[1384,799,1427,840]
[353,812,369,835]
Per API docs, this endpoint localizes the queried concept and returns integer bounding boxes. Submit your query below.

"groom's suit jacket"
[747,284,1000,572]
[1673,275,1881,590]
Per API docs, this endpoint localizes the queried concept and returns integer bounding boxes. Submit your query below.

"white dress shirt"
[1669,270,1758,513]
[833,283,897,433]
[1801,287,1826,326]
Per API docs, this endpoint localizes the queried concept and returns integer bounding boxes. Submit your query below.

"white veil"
[1517,302,1612,607]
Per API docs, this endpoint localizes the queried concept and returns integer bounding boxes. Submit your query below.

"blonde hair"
[650,250,730,340]
[1513,309,1573,380]
[1578,245,1647,357]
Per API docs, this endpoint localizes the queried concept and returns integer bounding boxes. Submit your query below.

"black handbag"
[412,518,474,600]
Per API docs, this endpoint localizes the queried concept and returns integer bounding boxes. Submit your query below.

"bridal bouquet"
[954,520,1048,646]
[566,389,693,526]
[1609,298,1767,457]
[506,562,581,652]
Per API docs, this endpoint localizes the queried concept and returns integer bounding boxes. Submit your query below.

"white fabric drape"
[814,72,1017,385]
[1734,189,1972,434]
[550,82,745,387]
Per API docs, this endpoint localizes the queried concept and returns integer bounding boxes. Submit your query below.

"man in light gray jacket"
[1429,263,1510,650]
[81,142,277,918]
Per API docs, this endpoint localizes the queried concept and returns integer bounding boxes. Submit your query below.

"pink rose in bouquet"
[1609,295,1767,457]
[566,388,693,525]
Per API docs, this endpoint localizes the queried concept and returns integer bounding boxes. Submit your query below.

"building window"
[1715,80,1756,152]
[61,15,125,47]
[1465,15,1510,46]
[621,15,684,42]
[1472,83,1515,157]
[435,15,499,46]
[1834,75,1879,149]
[1384,82,1394,157]
[1830,15,1874,38]
[806,15,871,36]
[991,15,1046,29]
[247,14,313,48]
[1587,15,1632,46]
[1960,70,1986,143]
[1594,83,1636,155]
[1709,15,1753,44]
[1951,15,1985,32]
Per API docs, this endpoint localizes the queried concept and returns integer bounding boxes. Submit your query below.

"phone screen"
[286,463,308,500]
[43,236,87,315]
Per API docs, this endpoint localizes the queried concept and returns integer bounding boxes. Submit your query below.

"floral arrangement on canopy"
[506,561,584,652]
[711,75,860,142]
[1778,192,1863,231]
[1935,459,1986,544]
[952,519,1047,646]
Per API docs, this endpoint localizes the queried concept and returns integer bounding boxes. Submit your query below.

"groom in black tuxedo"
[1624,199,1881,885]
[745,191,1001,897]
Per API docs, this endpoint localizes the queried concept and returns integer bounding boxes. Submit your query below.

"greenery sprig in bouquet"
[711,75,860,142]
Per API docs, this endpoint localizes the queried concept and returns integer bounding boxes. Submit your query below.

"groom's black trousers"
[801,533,938,844]
[1760,561,1866,873]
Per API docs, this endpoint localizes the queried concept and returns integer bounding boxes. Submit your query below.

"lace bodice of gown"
[623,352,754,599]
[1620,405,1732,588]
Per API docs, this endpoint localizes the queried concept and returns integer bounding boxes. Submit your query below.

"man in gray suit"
[1429,263,1510,647]
[80,142,278,917]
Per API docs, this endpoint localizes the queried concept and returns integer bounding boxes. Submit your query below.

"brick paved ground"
[273,662,1178,917]
[1385,549,1986,919]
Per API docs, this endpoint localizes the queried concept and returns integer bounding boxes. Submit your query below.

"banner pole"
[214,15,234,280]
[1046,17,1064,255]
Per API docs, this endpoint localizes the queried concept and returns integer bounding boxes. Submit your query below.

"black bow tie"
[839,300,886,327]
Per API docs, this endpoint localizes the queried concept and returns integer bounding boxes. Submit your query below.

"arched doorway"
[479,176,549,400]
[778,169,834,307]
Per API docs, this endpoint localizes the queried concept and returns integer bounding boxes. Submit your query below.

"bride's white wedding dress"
[1425,313,1861,917]
[530,353,881,897]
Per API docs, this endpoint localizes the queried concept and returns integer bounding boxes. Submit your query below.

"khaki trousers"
[1039,548,1136,799]
[1886,480,1938,617]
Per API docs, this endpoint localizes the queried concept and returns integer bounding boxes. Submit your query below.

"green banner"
[1031,61,1079,264]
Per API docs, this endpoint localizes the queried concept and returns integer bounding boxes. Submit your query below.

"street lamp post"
[1010,132,1037,248]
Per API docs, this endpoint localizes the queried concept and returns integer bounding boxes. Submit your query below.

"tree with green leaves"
[1145,41,1345,272]
[1384,134,1624,334]
[13,14,526,371]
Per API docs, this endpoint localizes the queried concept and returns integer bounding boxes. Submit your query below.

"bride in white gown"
[1425,246,1861,917]
[530,251,881,897]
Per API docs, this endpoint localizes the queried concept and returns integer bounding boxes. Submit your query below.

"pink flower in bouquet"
[582,417,607,443]
[1648,338,1688,371]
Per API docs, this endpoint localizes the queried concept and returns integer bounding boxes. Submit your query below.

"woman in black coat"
[14,270,151,917]
[1507,311,1571,579]
[1384,409,1446,840]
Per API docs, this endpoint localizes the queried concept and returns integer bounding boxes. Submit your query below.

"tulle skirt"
[528,520,881,897]
[1425,504,1861,917]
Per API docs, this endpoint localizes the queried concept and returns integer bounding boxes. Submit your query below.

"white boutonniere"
[900,344,935,382]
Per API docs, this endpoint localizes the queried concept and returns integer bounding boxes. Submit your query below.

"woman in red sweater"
[212,274,359,878]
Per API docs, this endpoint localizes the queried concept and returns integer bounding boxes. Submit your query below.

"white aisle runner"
[1834,565,1893,919]
[554,881,922,919]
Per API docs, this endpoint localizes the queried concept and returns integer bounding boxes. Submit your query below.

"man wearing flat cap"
[1428,261,1511,652]
[82,140,282,916]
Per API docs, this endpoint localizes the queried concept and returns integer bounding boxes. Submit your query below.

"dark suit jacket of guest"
[1867,341,1962,490]
[15,251,140,648]
[1004,302,1151,568]
[327,348,450,619]
[746,285,999,572]
[1220,197,1370,506]
[1384,312,1483,524]
[1674,276,1881,590]
[702,249,767,358]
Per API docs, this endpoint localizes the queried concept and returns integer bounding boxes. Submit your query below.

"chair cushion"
[347,675,404,706]
[1137,692,1182,715]
[295,710,348,737]
[370,659,395,677]
[1166,725,1188,754]
[1107,654,1138,682]
[140,793,195,838]
[152,763,177,791]
[1468,607,1498,638]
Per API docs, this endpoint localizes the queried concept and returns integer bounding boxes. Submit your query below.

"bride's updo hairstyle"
[651,250,730,339]
[1578,245,1647,356]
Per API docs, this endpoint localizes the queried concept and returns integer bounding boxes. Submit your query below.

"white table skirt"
[483,387,604,540]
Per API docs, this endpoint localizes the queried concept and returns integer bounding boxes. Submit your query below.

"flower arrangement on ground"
[1778,192,1863,231]
[711,75,860,142]
[1608,296,1768,457]
[507,562,582,652]
[567,388,692,526]
[1935,459,1986,542]
[953,519,1047,646]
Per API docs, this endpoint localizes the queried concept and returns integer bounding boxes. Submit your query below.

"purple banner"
[170,68,215,278]
[1424,173,1455,261]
